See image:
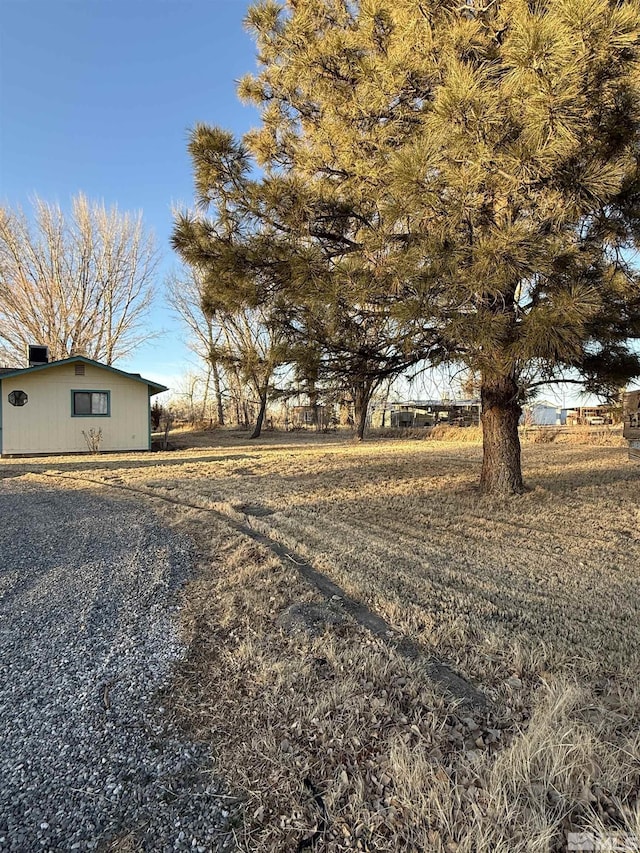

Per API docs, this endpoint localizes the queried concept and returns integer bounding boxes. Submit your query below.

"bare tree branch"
[0,194,159,365]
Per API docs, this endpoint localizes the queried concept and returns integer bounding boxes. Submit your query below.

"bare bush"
[530,427,561,444]
[81,428,103,454]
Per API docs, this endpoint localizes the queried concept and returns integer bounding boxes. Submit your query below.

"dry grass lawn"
[3,430,639,852]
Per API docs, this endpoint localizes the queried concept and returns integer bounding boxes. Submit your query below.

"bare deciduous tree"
[167,267,226,426]
[217,307,288,439]
[169,370,210,426]
[0,194,158,365]
[168,267,288,435]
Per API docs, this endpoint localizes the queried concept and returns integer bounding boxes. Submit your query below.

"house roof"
[530,400,562,408]
[0,356,168,395]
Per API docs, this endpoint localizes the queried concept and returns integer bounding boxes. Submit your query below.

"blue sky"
[0,0,258,390]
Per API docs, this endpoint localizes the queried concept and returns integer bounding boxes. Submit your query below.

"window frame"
[8,390,28,407]
[71,389,111,418]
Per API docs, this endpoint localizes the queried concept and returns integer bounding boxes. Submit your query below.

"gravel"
[0,478,237,852]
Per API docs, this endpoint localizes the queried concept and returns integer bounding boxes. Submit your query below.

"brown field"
[3,430,639,852]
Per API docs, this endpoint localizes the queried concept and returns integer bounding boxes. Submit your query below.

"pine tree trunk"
[353,382,372,441]
[250,389,268,439]
[480,372,524,495]
[212,362,225,426]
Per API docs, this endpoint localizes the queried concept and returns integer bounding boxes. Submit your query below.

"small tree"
[216,307,288,439]
[159,408,174,451]
[167,267,227,426]
[150,400,164,432]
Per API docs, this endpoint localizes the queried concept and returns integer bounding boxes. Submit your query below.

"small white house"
[0,355,167,457]
[522,400,563,426]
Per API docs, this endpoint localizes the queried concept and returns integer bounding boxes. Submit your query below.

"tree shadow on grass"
[527,458,639,493]
[0,452,258,480]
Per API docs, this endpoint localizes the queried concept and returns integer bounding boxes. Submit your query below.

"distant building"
[623,389,640,428]
[522,400,562,426]
[371,399,481,429]
[562,406,616,426]
[623,389,640,460]
[289,404,329,429]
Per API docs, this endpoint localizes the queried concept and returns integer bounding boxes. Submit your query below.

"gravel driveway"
[0,478,234,853]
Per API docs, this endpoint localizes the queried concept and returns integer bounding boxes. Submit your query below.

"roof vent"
[28,344,49,367]
[75,363,85,376]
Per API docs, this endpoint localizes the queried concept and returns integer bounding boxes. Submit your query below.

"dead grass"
[3,434,639,851]
[428,424,483,442]
[525,426,626,446]
[557,426,626,446]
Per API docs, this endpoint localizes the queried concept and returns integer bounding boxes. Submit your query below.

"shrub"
[150,400,164,431]
[530,427,561,444]
[82,428,103,453]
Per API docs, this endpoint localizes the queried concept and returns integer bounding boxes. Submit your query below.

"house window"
[72,391,110,417]
[8,390,28,407]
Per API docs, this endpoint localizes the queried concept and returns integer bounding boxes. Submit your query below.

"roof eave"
[0,355,168,393]
[148,382,168,396]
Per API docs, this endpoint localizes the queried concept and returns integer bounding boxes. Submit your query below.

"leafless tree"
[0,194,158,365]
[167,267,226,425]
[217,308,288,438]
[168,266,288,436]
[169,370,210,426]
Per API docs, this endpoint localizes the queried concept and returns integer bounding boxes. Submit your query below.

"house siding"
[1,363,150,455]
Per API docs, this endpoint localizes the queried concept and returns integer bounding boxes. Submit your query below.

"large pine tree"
[176,0,640,494]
